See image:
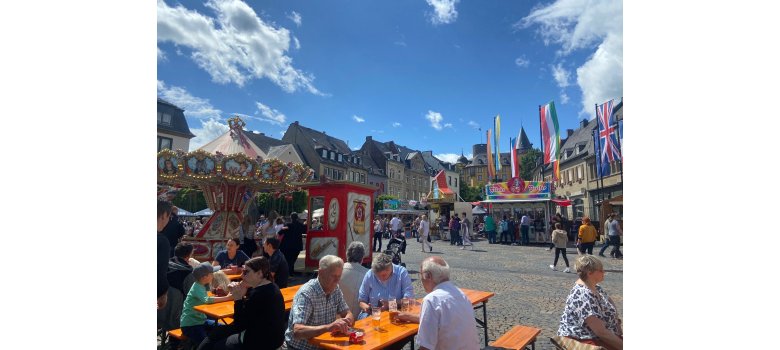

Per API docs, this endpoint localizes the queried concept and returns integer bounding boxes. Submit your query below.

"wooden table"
[194,284,302,323]
[310,306,421,350]
[461,288,496,348]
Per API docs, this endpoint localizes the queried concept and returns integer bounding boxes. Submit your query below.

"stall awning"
[552,199,572,207]
[480,199,550,203]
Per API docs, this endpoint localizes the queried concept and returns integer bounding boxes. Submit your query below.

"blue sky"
[157,0,623,163]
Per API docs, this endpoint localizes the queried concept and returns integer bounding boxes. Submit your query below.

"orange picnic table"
[310,303,421,350]
[195,284,301,323]
[309,288,495,349]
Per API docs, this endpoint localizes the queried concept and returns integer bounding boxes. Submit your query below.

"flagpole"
[538,105,544,182]
[595,104,606,210]
[592,127,603,217]
[614,115,624,185]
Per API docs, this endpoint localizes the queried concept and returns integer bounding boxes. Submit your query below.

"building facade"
[157,98,195,152]
[282,121,367,184]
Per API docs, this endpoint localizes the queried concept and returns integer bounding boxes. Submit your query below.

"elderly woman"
[357,253,414,319]
[558,255,623,350]
[338,242,370,317]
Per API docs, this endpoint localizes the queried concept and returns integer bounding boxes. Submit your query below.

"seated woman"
[557,255,623,350]
[212,238,250,269]
[197,256,286,350]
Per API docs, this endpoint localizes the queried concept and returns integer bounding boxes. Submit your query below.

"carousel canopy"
[198,124,265,158]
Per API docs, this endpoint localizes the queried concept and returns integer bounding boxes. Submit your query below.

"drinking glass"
[388,298,398,323]
[371,307,382,330]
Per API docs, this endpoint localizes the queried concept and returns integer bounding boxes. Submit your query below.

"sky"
[157,0,623,164]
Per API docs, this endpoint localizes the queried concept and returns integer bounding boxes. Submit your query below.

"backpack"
[501,221,509,232]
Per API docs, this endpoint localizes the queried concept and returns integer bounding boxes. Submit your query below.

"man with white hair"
[338,241,369,317]
[285,255,354,350]
[398,256,479,350]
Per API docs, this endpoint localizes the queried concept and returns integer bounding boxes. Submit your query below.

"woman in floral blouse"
[557,255,623,350]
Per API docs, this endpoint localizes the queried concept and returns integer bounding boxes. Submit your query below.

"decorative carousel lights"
[157,116,315,260]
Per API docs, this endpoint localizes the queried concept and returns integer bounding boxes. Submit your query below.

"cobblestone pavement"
[386,235,623,350]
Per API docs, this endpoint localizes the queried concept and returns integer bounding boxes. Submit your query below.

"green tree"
[172,188,207,213]
[459,184,483,202]
[519,148,543,180]
[254,190,307,217]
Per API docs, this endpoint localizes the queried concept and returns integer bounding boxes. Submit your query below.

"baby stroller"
[384,232,407,267]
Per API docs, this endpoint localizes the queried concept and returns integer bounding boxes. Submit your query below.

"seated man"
[284,255,354,350]
[397,256,479,350]
[167,242,195,295]
[263,236,289,288]
[357,253,414,319]
[338,241,369,317]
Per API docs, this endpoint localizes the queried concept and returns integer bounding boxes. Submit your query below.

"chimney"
[260,133,265,136]
[366,136,372,141]
[293,121,299,125]
[580,119,588,129]
[567,129,574,137]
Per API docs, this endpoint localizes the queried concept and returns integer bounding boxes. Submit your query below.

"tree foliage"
[254,190,307,217]
[459,184,483,202]
[172,188,207,213]
[375,194,396,213]
[519,148,543,180]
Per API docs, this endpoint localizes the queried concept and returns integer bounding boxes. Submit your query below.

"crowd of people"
[158,199,623,350]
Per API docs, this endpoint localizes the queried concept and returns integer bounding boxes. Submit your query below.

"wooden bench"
[164,318,233,349]
[488,325,542,350]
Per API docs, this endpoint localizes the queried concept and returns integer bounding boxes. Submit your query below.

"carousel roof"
[198,124,266,159]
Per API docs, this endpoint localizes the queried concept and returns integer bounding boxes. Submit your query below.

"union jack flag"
[596,99,621,176]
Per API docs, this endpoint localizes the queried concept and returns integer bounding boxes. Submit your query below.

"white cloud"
[254,102,287,125]
[426,0,459,25]
[157,80,222,119]
[392,122,402,127]
[560,92,570,104]
[520,0,622,118]
[514,56,530,67]
[425,110,446,130]
[443,123,453,128]
[552,63,570,88]
[157,47,167,61]
[370,129,385,134]
[157,0,322,95]
[467,121,479,129]
[190,118,230,151]
[293,36,300,50]
[288,11,302,27]
[279,130,286,137]
[353,115,365,123]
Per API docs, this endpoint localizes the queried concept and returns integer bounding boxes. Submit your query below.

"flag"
[596,99,621,177]
[486,129,495,180]
[592,128,606,178]
[494,115,501,173]
[509,137,517,178]
[513,129,522,178]
[540,101,560,181]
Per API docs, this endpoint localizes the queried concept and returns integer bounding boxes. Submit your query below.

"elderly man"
[357,253,414,319]
[397,256,479,350]
[285,255,354,350]
[338,242,369,317]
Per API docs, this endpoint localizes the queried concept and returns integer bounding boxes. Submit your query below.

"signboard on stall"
[383,199,412,210]
[484,177,551,201]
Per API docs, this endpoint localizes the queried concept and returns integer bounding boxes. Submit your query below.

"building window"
[577,166,583,180]
[455,178,457,187]
[157,112,172,126]
[330,152,336,161]
[158,136,173,151]
[338,154,343,162]
[590,163,596,179]
[448,176,452,186]
[478,175,482,181]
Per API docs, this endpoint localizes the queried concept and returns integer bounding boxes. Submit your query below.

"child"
[211,270,231,296]
[180,263,233,345]
[549,223,571,273]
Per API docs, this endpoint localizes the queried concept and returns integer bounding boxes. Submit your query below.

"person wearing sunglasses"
[557,255,623,350]
[198,256,286,350]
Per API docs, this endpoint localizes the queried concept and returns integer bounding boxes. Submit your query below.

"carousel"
[157,116,314,261]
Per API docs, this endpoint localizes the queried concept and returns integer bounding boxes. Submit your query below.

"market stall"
[481,177,553,244]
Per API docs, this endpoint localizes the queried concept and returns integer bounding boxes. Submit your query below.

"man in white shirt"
[398,256,479,350]
[390,215,402,236]
[338,242,369,317]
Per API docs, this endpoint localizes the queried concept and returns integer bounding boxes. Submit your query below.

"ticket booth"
[303,181,375,268]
